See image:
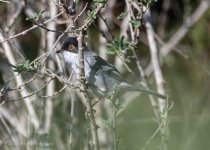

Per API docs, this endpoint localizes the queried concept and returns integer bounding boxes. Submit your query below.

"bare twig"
[30,21,71,33]
[144,10,168,150]
[4,0,25,33]
[0,34,40,129]
[0,11,64,43]
[142,122,164,150]
[0,107,28,137]
[8,78,53,101]
[42,0,57,133]
[160,0,210,57]
[77,32,100,150]
[42,23,74,65]
[157,0,171,38]
[73,2,88,22]
[98,15,109,60]
[98,13,115,41]
[125,0,161,122]
[79,3,105,31]
[145,0,210,78]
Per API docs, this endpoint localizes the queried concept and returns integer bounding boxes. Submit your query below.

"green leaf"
[13,60,30,73]
[106,50,115,55]
[120,36,126,50]
[117,11,128,20]
[113,40,119,49]
[12,60,38,73]
[87,10,97,19]
[137,0,157,6]
[26,10,45,21]
[93,0,106,4]
[130,19,141,29]
[107,36,128,55]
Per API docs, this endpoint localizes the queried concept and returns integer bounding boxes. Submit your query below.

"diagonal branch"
[77,32,100,150]
[144,10,169,150]
[160,0,210,57]
[0,11,64,43]
[145,0,210,77]
[0,34,40,129]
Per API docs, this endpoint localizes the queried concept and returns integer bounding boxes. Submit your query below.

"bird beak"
[56,49,63,53]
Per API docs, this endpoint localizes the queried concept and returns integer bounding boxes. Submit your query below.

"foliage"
[0,0,210,150]
[137,0,157,5]
[93,0,106,4]
[26,10,45,21]
[12,60,38,73]
[130,19,141,29]
[117,11,128,20]
[87,10,97,20]
[107,36,128,55]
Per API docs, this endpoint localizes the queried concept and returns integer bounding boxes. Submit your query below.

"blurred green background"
[0,0,210,150]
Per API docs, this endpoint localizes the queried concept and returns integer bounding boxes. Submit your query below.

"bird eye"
[68,44,75,51]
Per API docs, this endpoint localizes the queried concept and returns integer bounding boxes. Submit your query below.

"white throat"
[63,51,80,75]
[63,51,78,64]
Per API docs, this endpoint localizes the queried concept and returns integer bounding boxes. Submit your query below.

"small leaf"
[117,11,128,20]
[13,60,30,73]
[106,50,115,55]
[93,0,106,4]
[120,36,126,50]
[130,19,141,29]
[26,10,45,21]
[12,60,38,73]
[107,36,128,55]
[113,40,119,49]
[87,10,97,19]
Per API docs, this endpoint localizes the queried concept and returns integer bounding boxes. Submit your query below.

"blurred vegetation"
[0,0,210,150]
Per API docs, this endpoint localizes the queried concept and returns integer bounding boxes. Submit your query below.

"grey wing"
[85,53,123,82]
[84,51,124,97]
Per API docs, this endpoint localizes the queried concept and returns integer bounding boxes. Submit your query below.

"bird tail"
[118,82,166,99]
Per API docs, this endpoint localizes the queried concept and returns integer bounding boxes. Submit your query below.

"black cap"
[61,37,78,50]
[56,37,78,53]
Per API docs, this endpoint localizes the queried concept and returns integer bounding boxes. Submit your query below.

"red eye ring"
[68,44,75,51]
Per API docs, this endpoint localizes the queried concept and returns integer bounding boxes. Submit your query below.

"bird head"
[56,37,78,53]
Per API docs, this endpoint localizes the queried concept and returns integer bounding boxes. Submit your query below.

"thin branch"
[160,0,210,57]
[31,21,71,33]
[41,0,57,133]
[41,23,74,65]
[0,34,40,129]
[79,3,105,31]
[157,0,171,38]
[0,107,28,137]
[0,11,64,43]
[77,32,100,150]
[4,0,25,33]
[144,10,168,150]
[8,78,53,101]
[144,0,210,78]
[98,13,114,41]
[125,0,161,122]
[73,2,88,22]
[142,122,164,150]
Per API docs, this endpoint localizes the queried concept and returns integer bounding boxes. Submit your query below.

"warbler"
[56,37,165,99]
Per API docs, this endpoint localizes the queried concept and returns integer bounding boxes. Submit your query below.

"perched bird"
[56,37,165,99]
